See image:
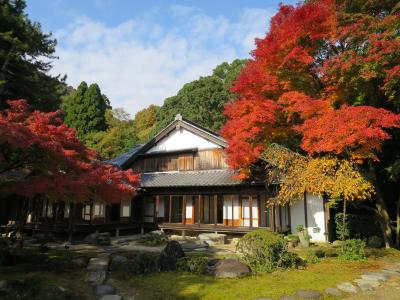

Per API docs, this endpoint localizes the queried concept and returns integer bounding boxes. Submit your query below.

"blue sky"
[26,0,298,116]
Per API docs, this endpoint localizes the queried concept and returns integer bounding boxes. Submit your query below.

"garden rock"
[159,241,185,271]
[324,287,342,297]
[99,295,122,300]
[296,290,323,299]
[214,259,251,278]
[95,284,115,296]
[337,282,358,293]
[198,233,226,245]
[111,255,128,264]
[71,256,89,268]
[85,271,107,285]
[180,242,208,252]
[150,230,166,237]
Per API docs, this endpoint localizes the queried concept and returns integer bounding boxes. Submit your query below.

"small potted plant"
[287,234,300,248]
[296,224,310,248]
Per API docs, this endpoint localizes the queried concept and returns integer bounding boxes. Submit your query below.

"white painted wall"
[147,127,221,153]
[290,193,326,242]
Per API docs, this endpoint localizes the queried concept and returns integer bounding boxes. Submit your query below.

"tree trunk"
[341,199,347,241]
[396,195,400,249]
[68,203,76,244]
[369,162,392,248]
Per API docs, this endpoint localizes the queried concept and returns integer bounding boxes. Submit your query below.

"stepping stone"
[354,278,381,288]
[85,271,107,285]
[95,284,115,296]
[382,269,400,276]
[99,295,122,300]
[280,296,296,300]
[87,257,110,271]
[357,282,374,292]
[337,282,358,293]
[325,287,342,297]
[296,290,323,299]
[362,272,389,281]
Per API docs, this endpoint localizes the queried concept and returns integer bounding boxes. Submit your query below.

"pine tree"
[62,82,110,138]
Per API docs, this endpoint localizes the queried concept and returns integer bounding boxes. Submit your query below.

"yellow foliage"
[261,144,375,205]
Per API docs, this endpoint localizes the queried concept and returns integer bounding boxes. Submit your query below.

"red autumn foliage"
[0,99,140,202]
[222,0,400,173]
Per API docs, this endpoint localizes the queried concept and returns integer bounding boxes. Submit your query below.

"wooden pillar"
[249,196,253,228]
[169,195,172,223]
[304,192,308,228]
[287,205,292,231]
[89,202,93,225]
[183,195,186,225]
[272,205,276,232]
[198,195,202,226]
[231,195,234,227]
[278,205,282,230]
[213,195,218,227]
[155,195,160,223]
[257,195,261,227]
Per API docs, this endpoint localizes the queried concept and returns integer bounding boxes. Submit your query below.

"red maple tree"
[0,99,140,202]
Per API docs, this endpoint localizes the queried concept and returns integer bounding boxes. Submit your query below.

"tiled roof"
[107,144,144,167]
[140,169,256,187]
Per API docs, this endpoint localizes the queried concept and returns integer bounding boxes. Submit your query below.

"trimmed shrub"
[236,229,300,273]
[112,252,159,277]
[143,232,168,246]
[176,256,209,274]
[305,250,319,264]
[339,239,366,261]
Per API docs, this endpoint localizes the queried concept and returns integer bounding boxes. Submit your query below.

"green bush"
[142,233,168,246]
[339,239,366,261]
[305,250,320,264]
[176,256,209,274]
[236,229,300,273]
[113,252,159,277]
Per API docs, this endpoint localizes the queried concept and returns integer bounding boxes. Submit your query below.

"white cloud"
[51,6,275,116]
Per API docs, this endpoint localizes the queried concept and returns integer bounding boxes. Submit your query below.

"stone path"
[85,253,123,300]
[253,261,400,300]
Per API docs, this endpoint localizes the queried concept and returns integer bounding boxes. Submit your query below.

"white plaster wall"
[306,193,326,242]
[290,193,326,242]
[147,128,221,153]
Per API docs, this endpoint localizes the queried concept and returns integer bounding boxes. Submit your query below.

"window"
[121,200,131,218]
[93,203,104,217]
[82,204,91,221]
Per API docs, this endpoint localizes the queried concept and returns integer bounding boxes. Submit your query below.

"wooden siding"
[132,149,228,172]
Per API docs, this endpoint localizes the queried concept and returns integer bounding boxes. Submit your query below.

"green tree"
[0,0,67,111]
[85,108,139,159]
[134,105,159,143]
[62,81,110,138]
[154,59,247,133]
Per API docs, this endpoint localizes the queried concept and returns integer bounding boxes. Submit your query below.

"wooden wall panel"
[131,149,228,172]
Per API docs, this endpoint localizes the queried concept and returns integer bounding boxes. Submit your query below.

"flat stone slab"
[99,295,122,300]
[362,272,389,281]
[87,257,110,272]
[280,296,296,300]
[95,284,115,296]
[358,282,374,292]
[198,233,226,245]
[354,278,381,288]
[85,271,107,285]
[325,287,342,297]
[382,269,400,275]
[337,282,358,293]
[296,290,323,299]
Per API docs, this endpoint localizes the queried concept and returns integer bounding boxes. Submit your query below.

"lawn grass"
[112,258,381,300]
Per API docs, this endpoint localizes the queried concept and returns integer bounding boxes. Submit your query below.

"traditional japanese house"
[0,114,330,242]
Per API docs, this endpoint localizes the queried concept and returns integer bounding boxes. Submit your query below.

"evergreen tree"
[62,81,110,138]
[0,0,67,111]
